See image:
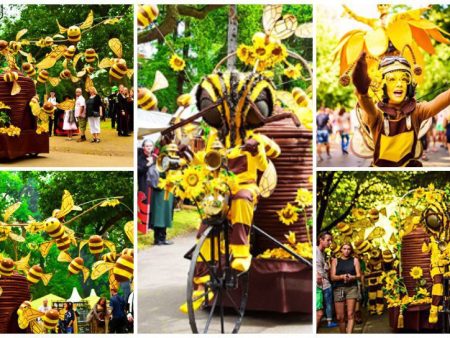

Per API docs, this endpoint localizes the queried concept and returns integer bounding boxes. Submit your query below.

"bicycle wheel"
[186,225,249,334]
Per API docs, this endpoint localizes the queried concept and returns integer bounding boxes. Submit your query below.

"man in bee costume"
[194,71,283,273]
[352,53,450,167]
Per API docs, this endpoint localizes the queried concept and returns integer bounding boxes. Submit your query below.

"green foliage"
[0,171,133,300]
[0,5,133,100]
[317,171,450,234]
[139,4,312,112]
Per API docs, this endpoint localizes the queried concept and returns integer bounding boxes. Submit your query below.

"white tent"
[67,287,82,302]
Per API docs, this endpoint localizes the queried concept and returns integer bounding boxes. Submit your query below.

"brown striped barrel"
[0,273,31,333]
[401,227,432,294]
[0,72,36,130]
[254,119,312,251]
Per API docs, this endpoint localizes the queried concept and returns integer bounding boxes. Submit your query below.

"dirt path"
[0,120,133,167]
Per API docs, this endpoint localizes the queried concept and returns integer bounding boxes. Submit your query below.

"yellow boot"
[179,290,214,314]
[429,305,438,324]
[230,244,252,272]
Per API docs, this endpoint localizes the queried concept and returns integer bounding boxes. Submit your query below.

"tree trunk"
[226,5,238,70]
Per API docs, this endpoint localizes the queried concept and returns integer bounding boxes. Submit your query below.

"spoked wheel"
[186,225,249,334]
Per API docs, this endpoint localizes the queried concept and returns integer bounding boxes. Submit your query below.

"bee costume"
[352,53,450,167]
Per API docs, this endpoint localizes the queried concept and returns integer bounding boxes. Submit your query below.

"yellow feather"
[387,19,412,52]
[345,31,365,67]
[364,28,388,57]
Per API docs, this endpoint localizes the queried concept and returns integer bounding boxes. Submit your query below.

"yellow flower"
[410,266,423,280]
[284,231,297,245]
[237,44,251,63]
[414,187,425,199]
[283,63,302,79]
[181,166,204,199]
[169,54,186,72]
[253,40,272,61]
[277,203,298,226]
[425,191,443,203]
[428,183,435,191]
[269,43,287,64]
[416,287,429,298]
[295,188,313,207]
[100,199,121,207]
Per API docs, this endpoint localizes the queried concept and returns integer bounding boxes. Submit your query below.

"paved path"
[0,120,133,168]
[317,135,450,167]
[137,231,312,333]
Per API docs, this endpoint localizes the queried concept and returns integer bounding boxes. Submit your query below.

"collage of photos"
[2,1,450,337]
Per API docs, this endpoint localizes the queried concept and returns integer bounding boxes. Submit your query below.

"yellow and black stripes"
[113,254,134,282]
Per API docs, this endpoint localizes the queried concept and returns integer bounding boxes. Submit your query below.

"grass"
[138,208,200,249]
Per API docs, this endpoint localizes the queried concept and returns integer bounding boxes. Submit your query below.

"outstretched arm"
[417,89,450,121]
[352,53,380,128]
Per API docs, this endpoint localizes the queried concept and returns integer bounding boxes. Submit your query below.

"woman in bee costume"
[352,53,450,167]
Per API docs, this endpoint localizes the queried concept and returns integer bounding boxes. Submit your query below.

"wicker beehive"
[254,118,313,251]
[0,72,49,159]
[0,273,31,333]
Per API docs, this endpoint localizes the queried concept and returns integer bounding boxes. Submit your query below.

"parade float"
[324,175,450,332]
[0,6,133,160]
[0,172,133,334]
[138,4,313,332]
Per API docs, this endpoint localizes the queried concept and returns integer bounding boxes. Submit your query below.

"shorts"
[316,287,323,310]
[317,130,329,144]
[333,285,359,302]
[78,117,87,132]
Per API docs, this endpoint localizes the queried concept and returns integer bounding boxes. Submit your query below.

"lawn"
[138,208,200,249]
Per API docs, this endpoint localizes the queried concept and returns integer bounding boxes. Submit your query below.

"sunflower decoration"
[283,63,302,79]
[169,54,186,72]
[180,166,205,200]
[410,266,423,280]
[351,208,366,220]
[277,202,299,226]
[295,188,313,208]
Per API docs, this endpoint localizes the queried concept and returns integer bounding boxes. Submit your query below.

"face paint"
[385,71,411,105]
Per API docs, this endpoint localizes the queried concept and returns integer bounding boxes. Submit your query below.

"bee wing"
[104,240,116,253]
[48,77,60,87]
[109,270,119,290]
[15,253,30,272]
[124,221,134,244]
[41,273,53,286]
[99,58,113,69]
[62,59,68,69]
[57,251,72,263]
[9,231,25,242]
[40,241,54,258]
[151,71,169,92]
[91,261,114,280]
[126,69,134,79]
[263,5,282,32]
[3,202,21,222]
[56,19,68,34]
[55,190,75,219]
[295,22,313,38]
[271,14,297,40]
[71,75,80,83]
[30,321,45,334]
[80,10,94,30]
[103,18,120,25]
[72,53,82,68]
[35,46,65,70]
[79,239,89,251]
[76,70,86,78]
[85,76,94,92]
[19,50,29,58]
[56,99,75,111]
[108,38,123,58]
[82,267,90,283]
[16,29,28,42]
[24,307,45,321]
[26,53,34,64]
[11,81,21,96]
[53,34,65,40]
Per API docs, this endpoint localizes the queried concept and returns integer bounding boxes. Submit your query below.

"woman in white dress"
[63,95,78,140]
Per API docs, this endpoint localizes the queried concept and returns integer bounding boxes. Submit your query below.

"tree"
[317,171,450,235]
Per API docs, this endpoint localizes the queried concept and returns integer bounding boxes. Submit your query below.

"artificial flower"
[169,54,186,72]
[277,202,298,226]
